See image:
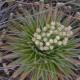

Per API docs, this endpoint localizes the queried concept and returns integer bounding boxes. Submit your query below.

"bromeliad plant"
[1,2,80,80]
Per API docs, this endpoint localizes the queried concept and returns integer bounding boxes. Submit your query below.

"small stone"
[18,4,22,7]
[10,13,14,17]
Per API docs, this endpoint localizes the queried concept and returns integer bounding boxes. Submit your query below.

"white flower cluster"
[32,21,73,51]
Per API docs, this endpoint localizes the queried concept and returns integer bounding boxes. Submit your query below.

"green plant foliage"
[1,3,80,80]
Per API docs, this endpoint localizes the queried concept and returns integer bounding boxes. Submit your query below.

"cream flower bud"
[36,28,41,33]
[37,35,41,39]
[40,47,43,51]
[49,30,53,34]
[61,25,64,29]
[10,13,14,17]
[40,0,44,2]
[70,31,73,36]
[32,38,35,42]
[68,26,72,30]
[47,33,51,37]
[56,36,60,40]
[64,37,68,41]
[18,4,22,7]
[49,39,53,43]
[46,24,50,28]
[64,27,70,32]
[58,41,62,45]
[57,27,62,31]
[62,40,68,45]
[34,33,38,37]
[54,30,58,34]
[67,33,70,37]
[51,21,55,26]
[43,27,47,31]
[39,42,43,46]
[46,42,50,46]
[54,39,58,43]
[43,46,49,50]
[63,41,67,45]
[43,38,47,42]
[51,26,55,30]
[62,32,66,36]
[50,46,54,50]
[35,40,39,45]
[42,33,46,37]
[59,32,63,36]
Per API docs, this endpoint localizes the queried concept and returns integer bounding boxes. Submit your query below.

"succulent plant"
[0,1,80,80]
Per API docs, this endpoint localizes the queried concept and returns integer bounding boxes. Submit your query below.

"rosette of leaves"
[1,3,80,80]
